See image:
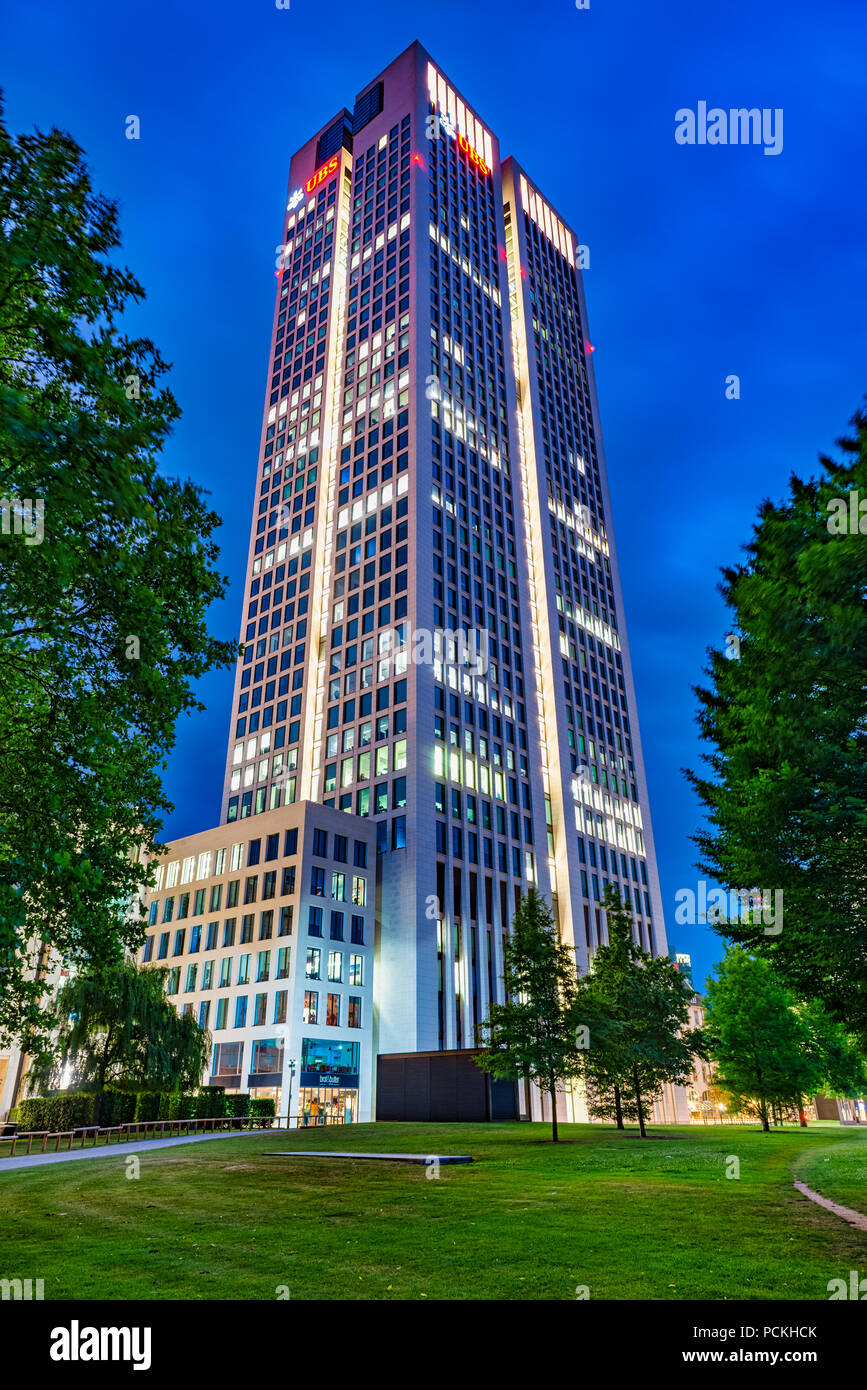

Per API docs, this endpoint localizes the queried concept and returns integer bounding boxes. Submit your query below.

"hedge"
[16,1086,267,1133]
[226,1092,251,1128]
[97,1090,136,1127]
[199,1085,226,1119]
[133,1092,161,1123]
[16,1089,134,1132]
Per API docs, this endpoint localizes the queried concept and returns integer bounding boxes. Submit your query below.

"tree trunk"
[93,1026,114,1126]
[549,1080,559,1143]
[632,1064,646,1139]
[613,1083,624,1130]
[756,1065,770,1132]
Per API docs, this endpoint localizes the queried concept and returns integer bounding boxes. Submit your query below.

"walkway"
[0,1127,282,1173]
[793,1179,867,1232]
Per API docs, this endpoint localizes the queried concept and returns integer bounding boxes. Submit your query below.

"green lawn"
[795,1138,867,1216]
[2,1121,866,1300]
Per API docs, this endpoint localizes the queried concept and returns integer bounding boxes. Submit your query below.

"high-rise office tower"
[216,40,668,1120]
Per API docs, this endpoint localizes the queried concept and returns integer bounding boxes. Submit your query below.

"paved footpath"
[0,1128,284,1173]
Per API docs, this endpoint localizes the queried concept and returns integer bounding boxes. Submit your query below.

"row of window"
[186,991,362,1031]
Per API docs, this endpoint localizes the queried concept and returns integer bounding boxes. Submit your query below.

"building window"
[279,904,294,936]
[306,947,321,980]
[353,839,367,868]
[234,996,248,1028]
[303,990,318,1024]
[254,993,268,1027]
[256,950,271,982]
[241,914,254,944]
[331,871,345,901]
[212,1039,242,1075]
[274,990,287,1025]
[215,998,228,1030]
[202,960,214,990]
[308,906,323,936]
[352,875,367,906]
[206,921,219,951]
[300,1037,358,1074]
[277,946,291,979]
[330,910,344,940]
[185,964,198,993]
[219,957,233,988]
[166,967,180,995]
[327,950,343,983]
[142,936,154,963]
[350,914,365,945]
[310,866,326,896]
[157,932,169,960]
[244,876,258,904]
[349,954,364,987]
[348,996,361,1028]
[312,827,328,857]
[198,1000,210,1030]
[237,954,250,985]
[251,1036,284,1073]
[259,909,274,940]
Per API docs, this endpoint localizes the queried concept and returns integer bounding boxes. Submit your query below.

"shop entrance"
[297,1087,358,1126]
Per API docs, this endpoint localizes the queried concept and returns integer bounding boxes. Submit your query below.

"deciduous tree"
[0,102,236,1046]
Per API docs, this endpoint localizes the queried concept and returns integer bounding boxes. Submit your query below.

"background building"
[136,803,376,1122]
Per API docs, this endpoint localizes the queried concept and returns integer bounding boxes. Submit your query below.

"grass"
[1,1121,866,1300]
[795,1139,867,1216]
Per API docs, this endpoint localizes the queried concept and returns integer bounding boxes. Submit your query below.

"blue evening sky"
[3,0,865,991]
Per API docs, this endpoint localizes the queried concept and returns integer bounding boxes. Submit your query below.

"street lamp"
[285,1058,296,1129]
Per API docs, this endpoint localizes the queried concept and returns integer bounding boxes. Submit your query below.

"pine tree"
[574,888,698,1137]
[687,403,867,1041]
[477,889,582,1141]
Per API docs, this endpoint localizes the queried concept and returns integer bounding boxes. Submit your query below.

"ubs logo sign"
[457,132,490,178]
[438,112,490,178]
[305,154,339,194]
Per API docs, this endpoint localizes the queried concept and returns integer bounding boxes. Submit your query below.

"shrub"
[157,1091,171,1120]
[167,1092,196,1122]
[101,1090,136,1127]
[249,1097,275,1127]
[198,1086,226,1120]
[18,1092,94,1132]
[134,1092,161,1124]
[226,1092,250,1128]
[16,1097,48,1131]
